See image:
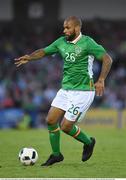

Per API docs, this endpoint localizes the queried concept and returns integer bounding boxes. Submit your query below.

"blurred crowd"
[0,19,126,127]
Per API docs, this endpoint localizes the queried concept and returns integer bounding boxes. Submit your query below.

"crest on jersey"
[75,46,82,55]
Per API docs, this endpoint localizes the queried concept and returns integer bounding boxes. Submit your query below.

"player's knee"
[60,124,72,133]
[46,115,55,125]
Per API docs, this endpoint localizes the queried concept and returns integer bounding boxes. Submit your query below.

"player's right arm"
[15,37,62,67]
[15,49,46,67]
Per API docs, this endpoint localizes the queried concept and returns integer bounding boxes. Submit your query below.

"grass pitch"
[0,126,126,178]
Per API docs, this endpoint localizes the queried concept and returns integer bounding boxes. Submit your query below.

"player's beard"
[65,31,76,41]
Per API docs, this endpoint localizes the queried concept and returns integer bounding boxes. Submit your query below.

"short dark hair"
[65,16,82,28]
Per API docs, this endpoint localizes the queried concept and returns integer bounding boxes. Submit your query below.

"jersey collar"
[69,32,82,44]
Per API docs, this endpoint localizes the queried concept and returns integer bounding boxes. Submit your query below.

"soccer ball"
[19,147,38,165]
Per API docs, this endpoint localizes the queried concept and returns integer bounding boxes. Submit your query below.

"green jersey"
[44,35,106,91]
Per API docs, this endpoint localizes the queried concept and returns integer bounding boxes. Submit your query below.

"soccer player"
[15,16,112,166]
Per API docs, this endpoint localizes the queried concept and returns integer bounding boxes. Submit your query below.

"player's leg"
[61,90,96,162]
[61,118,92,144]
[61,118,95,162]
[41,89,67,166]
[41,106,65,166]
[46,106,65,156]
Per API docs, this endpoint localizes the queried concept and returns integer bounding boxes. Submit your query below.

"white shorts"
[51,89,95,122]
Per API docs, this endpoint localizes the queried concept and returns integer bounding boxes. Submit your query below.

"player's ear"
[75,25,81,33]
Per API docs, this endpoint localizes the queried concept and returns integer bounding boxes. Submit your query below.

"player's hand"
[94,79,105,96]
[15,55,31,67]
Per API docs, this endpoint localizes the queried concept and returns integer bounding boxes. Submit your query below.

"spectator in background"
[0,17,126,128]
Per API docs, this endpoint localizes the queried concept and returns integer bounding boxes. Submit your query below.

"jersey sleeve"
[87,37,106,60]
[43,38,60,55]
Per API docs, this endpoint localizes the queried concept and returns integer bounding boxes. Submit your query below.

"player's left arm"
[94,53,112,96]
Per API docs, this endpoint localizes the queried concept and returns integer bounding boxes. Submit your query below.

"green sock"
[68,125,91,145]
[48,124,60,156]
